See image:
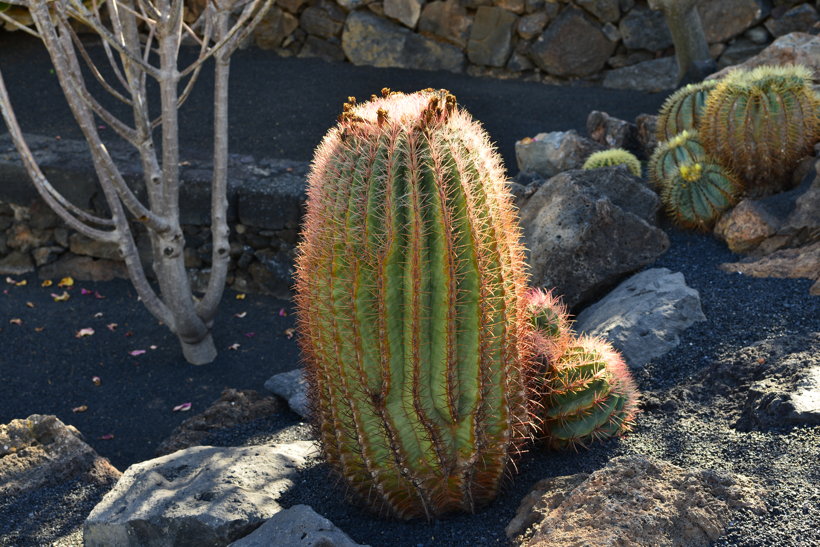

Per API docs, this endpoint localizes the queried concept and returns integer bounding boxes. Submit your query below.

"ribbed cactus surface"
[648,129,705,188]
[539,335,639,450]
[662,160,740,230]
[700,64,820,196]
[294,89,531,520]
[656,80,717,142]
[582,148,642,177]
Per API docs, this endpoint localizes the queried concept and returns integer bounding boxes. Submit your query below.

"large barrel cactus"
[294,89,532,520]
[700,64,820,196]
[655,79,717,142]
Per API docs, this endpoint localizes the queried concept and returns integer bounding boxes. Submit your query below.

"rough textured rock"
[507,455,766,547]
[0,250,34,275]
[603,56,678,92]
[249,246,296,299]
[618,5,672,51]
[300,5,345,39]
[764,3,819,37]
[529,7,616,77]
[155,389,281,457]
[575,268,707,368]
[384,0,424,29]
[298,35,346,62]
[228,505,369,546]
[467,6,518,67]
[698,0,767,43]
[576,0,620,23]
[719,240,820,294]
[708,32,820,81]
[516,11,548,40]
[84,441,320,547]
[235,159,310,231]
[732,334,820,429]
[518,168,669,309]
[341,11,465,72]
[0,415,121,498]
[717,38,768,68]
[254,7,299,50]
[515,130,604,178]
[265,368,310,418]
[585,110,641,157]
[635,113,660,160]
[37,254,128,282]
[714,199,783,254]
[418,0,472,47]
[68,232,121,261]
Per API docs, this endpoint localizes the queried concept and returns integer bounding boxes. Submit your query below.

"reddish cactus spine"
[294,89,531,520]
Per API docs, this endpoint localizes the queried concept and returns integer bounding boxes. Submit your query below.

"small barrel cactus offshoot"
[294,89,532,520]
[647,129,706,188]
[700,64,820,196]
[582,148,642,177]
[538,335,639,450]
[525,287,573,366]
[655,79,717,142]
[661,160,741,230]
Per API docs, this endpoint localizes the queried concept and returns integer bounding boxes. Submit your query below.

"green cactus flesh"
[539,336,639,450]
[656,79,717,142]
[294,89,531,520]
[582,148,642,177]
[648,129,706,188]
[701,64,820,196]
[662,160,741,230]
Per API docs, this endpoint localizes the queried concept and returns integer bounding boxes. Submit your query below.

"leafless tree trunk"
[649,0,714,83]
[0,0,272,364]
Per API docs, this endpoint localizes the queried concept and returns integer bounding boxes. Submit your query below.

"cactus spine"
[655,79,717,142]
[294,89,531,520]
[662,160,741,230]
[582,148,642,177]
[524,289,639,450]
[700,64,820,196]
[539,335,639,450]
[648,129,706,187]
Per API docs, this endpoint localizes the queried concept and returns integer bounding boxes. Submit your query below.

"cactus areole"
[294,89,532,520]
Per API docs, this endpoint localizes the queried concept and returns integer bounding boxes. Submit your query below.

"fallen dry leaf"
[25,301,34,308]
[9,318,22,325]
[91,376,101,386]
[99,434,114,440]
[41,280,53,287]
[234,311,247,319]
[57,277,74,288]
[34,327,44,333]
[76,328,95,338]
[51,291,70,302]
[72,405,88,413]
[129,349,146,356]
[235,293,246,300]
[106,323,118,331]
[284,328,295,339]
[172,402,192,412]
[228,343,240,350]
[279,308,287,317]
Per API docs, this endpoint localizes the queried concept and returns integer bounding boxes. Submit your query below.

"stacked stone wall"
[252,0,820,91]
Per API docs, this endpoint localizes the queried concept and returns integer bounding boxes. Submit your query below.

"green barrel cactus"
[538,335,639,450]
[700,64,820,196]
[582,148,642,177]
[655,79,717,142]
[647,129,705,188]
[661,160,741,230]
[294,89,532,520]
[525,287,573,366]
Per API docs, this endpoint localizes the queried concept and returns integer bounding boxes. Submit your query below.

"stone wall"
[252,0,820,91]
[0,134,309,299]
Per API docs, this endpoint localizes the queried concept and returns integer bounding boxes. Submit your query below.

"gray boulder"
[514,130,603,178]
[507,454,766,547]
[265,368,310,419]
[618,5,672,51]
[698,0,768,44]
[603,56,678,92]
[341,11,465,72]
[529,7,616,77]
[84,441,320,547]
[585,110,641,157]
[0,414,121,498]
[518,168,669,309]
[574,268,706,368]
[229,505,369,547]
[467,6,518,67]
